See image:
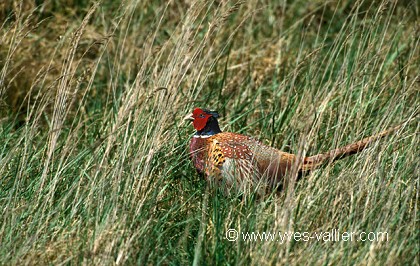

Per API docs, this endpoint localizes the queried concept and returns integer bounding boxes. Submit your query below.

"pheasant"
[186,107,407,196]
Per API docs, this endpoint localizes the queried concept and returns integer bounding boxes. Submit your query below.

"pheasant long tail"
[301,124,404,171]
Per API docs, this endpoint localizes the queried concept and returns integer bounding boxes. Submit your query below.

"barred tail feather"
[301,124,404,171]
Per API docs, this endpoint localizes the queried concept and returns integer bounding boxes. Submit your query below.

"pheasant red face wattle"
[192,108,212,131]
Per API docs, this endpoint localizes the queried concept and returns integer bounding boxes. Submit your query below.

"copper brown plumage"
[187,108,405,196]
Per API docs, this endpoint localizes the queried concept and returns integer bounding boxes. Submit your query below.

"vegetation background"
[0,0,418,264]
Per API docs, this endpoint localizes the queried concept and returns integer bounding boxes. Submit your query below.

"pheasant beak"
[183,113,194,122]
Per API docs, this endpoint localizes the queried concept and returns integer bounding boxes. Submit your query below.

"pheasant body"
[187,108,403,195]
[190,132,296,194]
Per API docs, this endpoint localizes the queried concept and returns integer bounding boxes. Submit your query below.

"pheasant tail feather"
[301,124,403,171]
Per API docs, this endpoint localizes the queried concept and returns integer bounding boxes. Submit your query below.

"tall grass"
[0,0,418,264]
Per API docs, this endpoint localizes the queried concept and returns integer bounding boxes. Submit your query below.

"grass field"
[0,0,419,265]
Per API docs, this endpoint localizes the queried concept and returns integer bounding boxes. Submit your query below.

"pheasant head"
[188,108,222,136]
